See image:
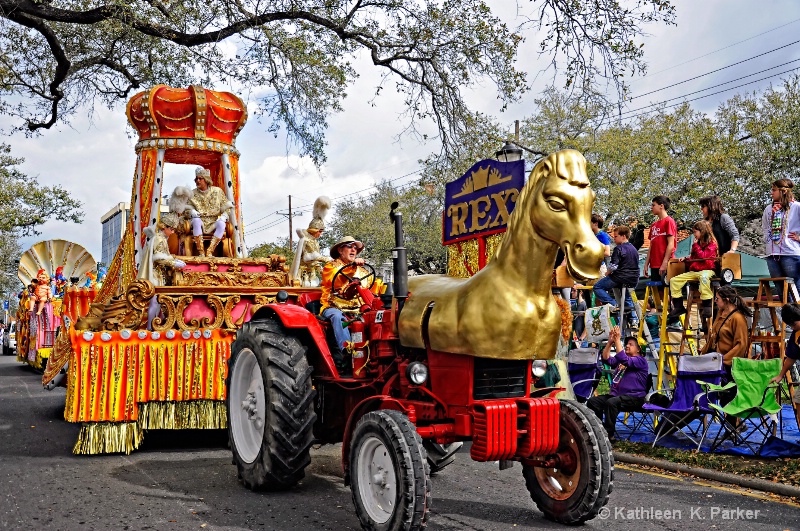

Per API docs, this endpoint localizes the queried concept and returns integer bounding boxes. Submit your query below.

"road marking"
[617,464,800,507]
[616,463,681,480]
[692,480,800,507]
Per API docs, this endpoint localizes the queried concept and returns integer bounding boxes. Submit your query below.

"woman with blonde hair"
[667,220,718,323]
[763,178,800,293]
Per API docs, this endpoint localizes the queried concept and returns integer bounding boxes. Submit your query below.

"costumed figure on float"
[294,196,332,286]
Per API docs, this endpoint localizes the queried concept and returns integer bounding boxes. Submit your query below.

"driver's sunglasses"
[341,243,358,249]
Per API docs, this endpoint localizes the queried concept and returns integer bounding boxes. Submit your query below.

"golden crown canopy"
[126,85,248,163]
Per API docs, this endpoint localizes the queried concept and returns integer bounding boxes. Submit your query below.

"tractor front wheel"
[227,317,316,491]
[522,400,613,524]
[350,410,431,530]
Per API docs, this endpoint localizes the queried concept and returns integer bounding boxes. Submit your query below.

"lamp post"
[495,140,523,163]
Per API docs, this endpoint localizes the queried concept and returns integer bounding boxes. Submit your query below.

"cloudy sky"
[6,0,800,263]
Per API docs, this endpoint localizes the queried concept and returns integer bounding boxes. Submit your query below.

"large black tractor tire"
[423,441,462,475]
[350,409,431,530]
[227,317,317,491]
[522,400,613,525]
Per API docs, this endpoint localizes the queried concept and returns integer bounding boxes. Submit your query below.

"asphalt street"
[2,353,800,530]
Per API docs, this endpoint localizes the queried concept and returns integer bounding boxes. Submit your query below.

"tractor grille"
[473,358,528,400]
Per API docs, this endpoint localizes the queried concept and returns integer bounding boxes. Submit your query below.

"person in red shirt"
[667,220,719,323]
[643,195,677,283]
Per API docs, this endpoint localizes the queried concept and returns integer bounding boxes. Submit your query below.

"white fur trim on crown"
[195,167,210,177]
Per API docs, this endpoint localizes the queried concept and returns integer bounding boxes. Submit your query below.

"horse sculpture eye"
[546,199,566,212]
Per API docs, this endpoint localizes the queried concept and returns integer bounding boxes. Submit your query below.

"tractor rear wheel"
[350,409,431,530]
[227,317,316,491]
[522,400,613,524]
[423,441,462,475]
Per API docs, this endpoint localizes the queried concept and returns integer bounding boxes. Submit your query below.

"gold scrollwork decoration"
[151,294,177,331]
[200,295,226,330]
[126,279,155,311]
[174,295,196,331]
[222,295,242,329]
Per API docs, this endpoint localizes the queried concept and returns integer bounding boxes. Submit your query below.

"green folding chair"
[705,357,782,455]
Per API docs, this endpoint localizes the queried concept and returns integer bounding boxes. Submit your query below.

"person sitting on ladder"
[667,220,718,325]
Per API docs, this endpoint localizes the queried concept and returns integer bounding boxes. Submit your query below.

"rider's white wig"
[195,167,213,185]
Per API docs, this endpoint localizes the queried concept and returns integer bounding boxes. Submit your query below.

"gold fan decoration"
[18,239,97,287]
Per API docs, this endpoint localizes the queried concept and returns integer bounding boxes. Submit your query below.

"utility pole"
[515,119,520,142]
[276,195,301,251]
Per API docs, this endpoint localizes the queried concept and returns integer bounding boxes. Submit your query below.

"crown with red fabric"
[126,85,248,155]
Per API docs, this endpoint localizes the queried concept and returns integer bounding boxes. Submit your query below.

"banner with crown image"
[443,159,525,246]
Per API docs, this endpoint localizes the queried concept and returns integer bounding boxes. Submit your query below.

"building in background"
[101,202,170,266]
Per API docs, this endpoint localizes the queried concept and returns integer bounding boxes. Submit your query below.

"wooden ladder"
[748,277,800,426]
[676,281,719,357]
[639,281,680,390]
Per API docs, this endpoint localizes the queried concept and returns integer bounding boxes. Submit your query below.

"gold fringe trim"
[73,421,143,455]
[137,400,227,430]
[72,400,227,455]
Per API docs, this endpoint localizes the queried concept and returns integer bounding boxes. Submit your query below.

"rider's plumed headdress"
[195,166,213,185]
[308,196,331,231]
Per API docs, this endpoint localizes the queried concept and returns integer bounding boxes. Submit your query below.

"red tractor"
[226,151,612,529]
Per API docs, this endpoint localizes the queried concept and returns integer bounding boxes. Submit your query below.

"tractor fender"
[252,304,337,377]
[342,395,412,485]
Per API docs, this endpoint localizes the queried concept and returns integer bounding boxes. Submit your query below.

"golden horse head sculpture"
[397,149,604,360]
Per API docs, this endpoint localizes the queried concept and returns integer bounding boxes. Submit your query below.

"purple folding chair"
[643,352,725,450]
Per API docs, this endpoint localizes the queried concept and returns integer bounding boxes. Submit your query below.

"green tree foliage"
[0,0,674,164]
[249,237,292,259]
[0,142,83,296]
[342,77,800,262]
[0,143,83,235]
[326,181,446,275]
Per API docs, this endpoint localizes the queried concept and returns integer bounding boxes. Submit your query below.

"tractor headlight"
[407,362,429,385]
[532,360,548,378]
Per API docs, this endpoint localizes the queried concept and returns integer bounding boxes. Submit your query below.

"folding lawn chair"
[567,347,601,403]
[618,365,658,441]
[643,352,725,451]
[706,357,782,456]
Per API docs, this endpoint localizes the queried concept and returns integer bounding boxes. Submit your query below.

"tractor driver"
[320,236,373,376]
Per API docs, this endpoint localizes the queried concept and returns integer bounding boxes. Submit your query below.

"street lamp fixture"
[495,140,523,163]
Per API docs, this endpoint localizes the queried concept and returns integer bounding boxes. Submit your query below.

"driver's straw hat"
[331,236,364,258]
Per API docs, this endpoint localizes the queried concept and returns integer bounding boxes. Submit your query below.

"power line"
[635,16,800,81]
[290,169,422,210]
[245,170,422,238]
[617,64,800,124]
[617,58,800,119]
[629,37,800,101]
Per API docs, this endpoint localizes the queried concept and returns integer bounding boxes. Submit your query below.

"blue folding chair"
[617,363,658,440]
[643,352,725,450]
[567,347,602,403]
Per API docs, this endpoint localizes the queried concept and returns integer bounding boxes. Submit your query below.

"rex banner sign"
[443,159,525,245]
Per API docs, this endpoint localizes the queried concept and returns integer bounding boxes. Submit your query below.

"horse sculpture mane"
[397,149,604,360]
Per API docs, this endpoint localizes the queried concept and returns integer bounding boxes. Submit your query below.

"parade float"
[16,239,98,370]
[42,84,318,455]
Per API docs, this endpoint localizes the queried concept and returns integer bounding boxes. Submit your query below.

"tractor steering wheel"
[331,262,376,298]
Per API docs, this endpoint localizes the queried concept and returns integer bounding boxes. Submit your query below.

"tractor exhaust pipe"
[389,202,408,308]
